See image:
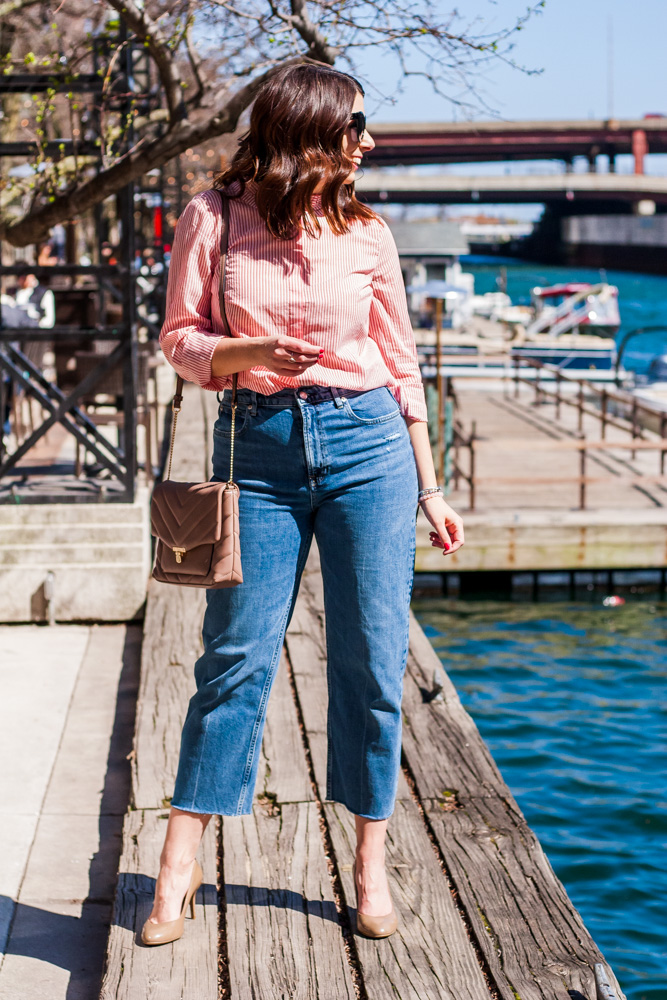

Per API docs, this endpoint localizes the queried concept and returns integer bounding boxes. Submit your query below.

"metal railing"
[507,356,667,467]
[446,434,667,512]
[437,356,667,511]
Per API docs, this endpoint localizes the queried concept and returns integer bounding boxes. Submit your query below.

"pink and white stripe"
[159,181,428,421]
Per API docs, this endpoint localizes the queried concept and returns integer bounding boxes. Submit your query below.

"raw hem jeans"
[171,385,418,819]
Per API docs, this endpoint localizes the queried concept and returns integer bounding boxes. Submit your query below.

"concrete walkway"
[0,624,141,1000]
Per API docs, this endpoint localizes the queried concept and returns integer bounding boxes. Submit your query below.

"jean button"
[299,391,308,400]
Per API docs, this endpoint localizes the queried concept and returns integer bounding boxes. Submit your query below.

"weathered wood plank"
[100,809,218,1000]
[132,584,205,810]
[401,616,627,1000]
[222,802,355,1000]
[102,385,219,1000]
[287,560,491,1000]
[286,561,412,802]
[325,800,492,1000]
[255,651,314,806]
[222,648,353,998]
[133,383,214,810]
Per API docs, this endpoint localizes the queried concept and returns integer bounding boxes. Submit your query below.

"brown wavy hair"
[212,63,377,240]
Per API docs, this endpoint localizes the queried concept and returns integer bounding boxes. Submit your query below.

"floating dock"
[100,386,626,1000]
[417,360,667,576]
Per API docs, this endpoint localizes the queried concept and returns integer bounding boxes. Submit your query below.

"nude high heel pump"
[353,860,398,939]
[141,859,203,946]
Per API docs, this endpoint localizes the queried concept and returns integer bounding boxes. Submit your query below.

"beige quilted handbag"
[150,191,243,588]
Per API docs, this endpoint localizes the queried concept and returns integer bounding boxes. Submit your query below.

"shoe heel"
[189,893,196,919]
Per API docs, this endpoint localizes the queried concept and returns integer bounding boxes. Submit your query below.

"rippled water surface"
[412,598,667,1000]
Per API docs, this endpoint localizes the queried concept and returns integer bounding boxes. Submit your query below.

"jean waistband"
[218,384,371,409]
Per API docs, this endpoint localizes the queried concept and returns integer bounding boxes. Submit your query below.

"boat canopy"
[405,280,469,298]
[533,283,617,299]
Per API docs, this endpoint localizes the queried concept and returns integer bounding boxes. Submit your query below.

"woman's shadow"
[108,874,342,940]
[0,879,341,997]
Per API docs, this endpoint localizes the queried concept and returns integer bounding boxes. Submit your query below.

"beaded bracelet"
[418,486,443,504]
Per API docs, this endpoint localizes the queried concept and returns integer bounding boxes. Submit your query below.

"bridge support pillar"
[632,128,648,174]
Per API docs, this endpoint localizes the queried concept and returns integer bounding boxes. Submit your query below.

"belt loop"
[249,390,258,416]
[330,386,345,409]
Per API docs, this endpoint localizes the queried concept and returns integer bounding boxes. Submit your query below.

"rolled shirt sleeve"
[159,193,230,392]
[368,220,428,422]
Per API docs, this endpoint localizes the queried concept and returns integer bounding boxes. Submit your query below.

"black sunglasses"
[348,111,367,143]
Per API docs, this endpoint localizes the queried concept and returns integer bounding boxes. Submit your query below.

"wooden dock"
[100,385,626,1000]
[417,370,667,574]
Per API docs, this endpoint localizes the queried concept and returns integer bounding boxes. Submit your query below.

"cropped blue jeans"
[171,384,418,819]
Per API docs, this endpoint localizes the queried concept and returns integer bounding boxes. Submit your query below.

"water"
[463,257,667,374]
[413,596,667,1000]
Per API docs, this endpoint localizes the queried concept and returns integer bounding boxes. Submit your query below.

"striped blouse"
[159,181,427,421]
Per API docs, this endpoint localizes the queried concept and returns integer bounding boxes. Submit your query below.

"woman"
[144,63,464,946]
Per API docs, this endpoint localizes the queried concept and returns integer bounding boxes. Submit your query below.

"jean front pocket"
[342,387,401,425]
[213,402,250,439]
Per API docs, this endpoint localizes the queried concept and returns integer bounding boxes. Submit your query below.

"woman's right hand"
[252,335,323,377]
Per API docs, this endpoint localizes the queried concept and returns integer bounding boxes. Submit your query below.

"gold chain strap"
[165,397,180,481]
[228,392,236,486]
[167,376,236,484]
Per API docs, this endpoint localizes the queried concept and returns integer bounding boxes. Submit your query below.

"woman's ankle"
[158,855,196,875]
[355,848,386,867]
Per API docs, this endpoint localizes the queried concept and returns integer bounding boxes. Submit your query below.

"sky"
[354,0,667,218]
[359,0,667,125]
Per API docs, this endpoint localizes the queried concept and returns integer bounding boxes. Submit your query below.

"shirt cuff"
[392,381,428,422]
[169,328,231,393]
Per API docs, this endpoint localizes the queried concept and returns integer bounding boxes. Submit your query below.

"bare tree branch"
[287,0,340,62]
[0,0,546,244]
[184,16,205,107]
[0,56,311,246]
[105,0,188,124]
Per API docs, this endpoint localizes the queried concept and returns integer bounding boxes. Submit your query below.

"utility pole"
[607,15,614,120]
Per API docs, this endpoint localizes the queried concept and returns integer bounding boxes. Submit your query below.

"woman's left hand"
[420,495,465,555]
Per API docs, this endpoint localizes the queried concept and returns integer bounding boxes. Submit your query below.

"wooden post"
[631,398,638,460]
[439,374,447,485]
[601,389,608,440]
[579,438,586,510]
[453,422,460,490]
[534,363,540,407]
[514,355,519,399]
[661,415,666,476]
[435,297,444,485]
[469,420,476,511]
[578,382,584,434]
[444,395,454,493]
[555,371,561,421]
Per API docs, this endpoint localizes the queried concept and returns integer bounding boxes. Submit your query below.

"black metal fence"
[0,29,172,504]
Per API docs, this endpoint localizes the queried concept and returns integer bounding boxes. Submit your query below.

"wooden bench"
[100,385,625,1000]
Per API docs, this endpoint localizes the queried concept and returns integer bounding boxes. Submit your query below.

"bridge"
[355,171,667,207]
[366,119,667,172]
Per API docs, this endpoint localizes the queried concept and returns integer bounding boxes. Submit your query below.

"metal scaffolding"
[0,25,175,504]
